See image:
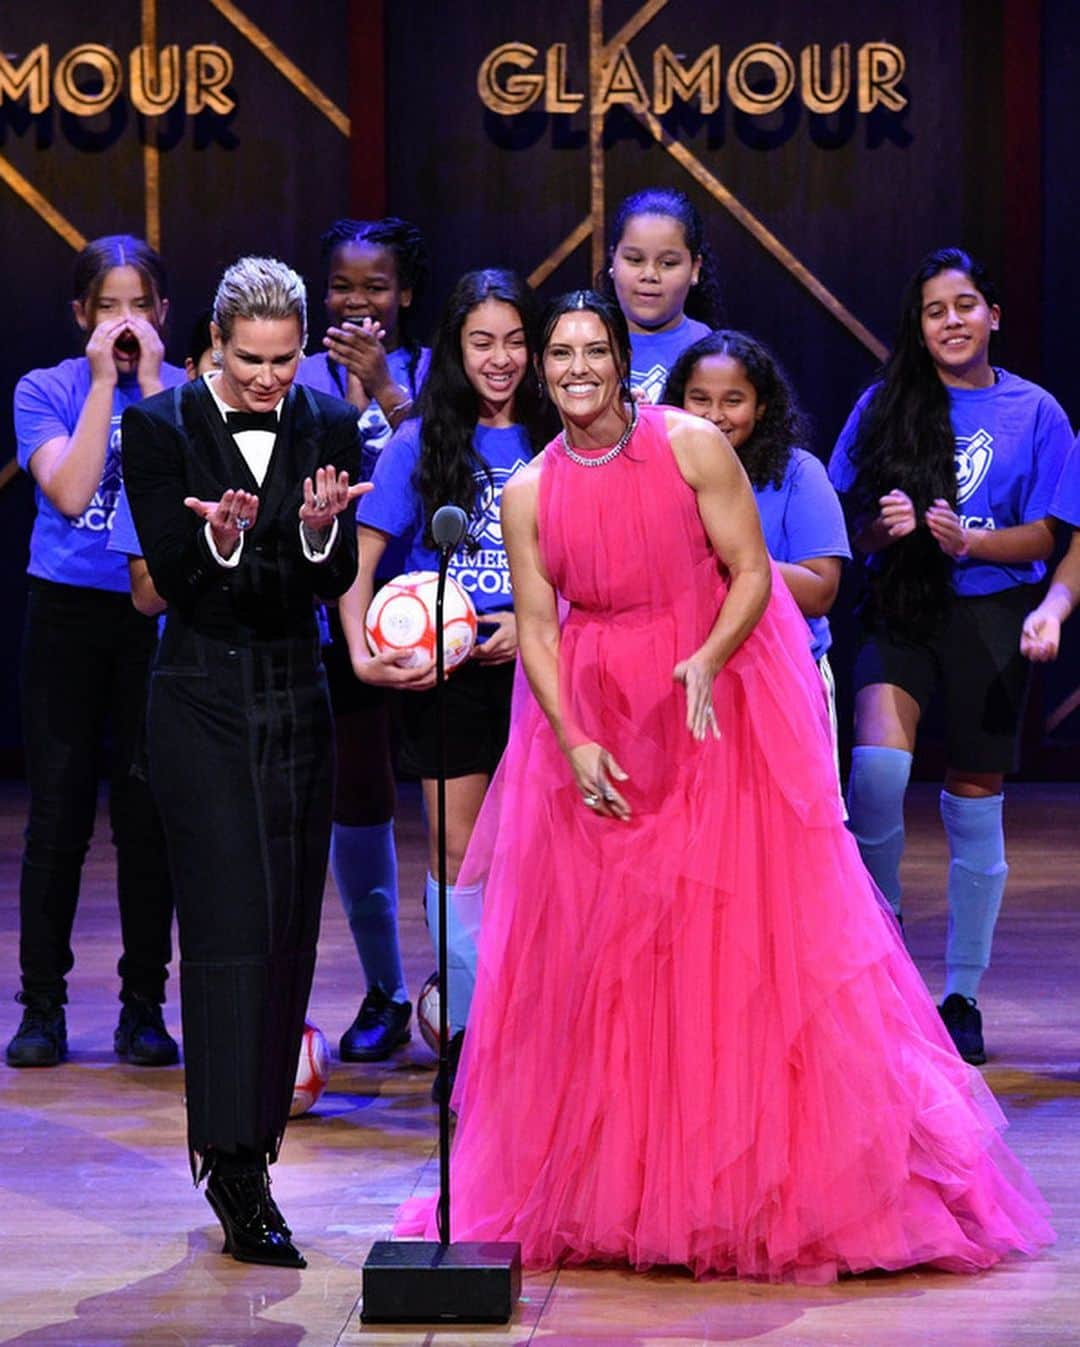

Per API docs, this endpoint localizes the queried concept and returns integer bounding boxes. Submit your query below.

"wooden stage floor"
[0,779,1077,1347]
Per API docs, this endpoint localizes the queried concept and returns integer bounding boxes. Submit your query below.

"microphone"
[432,504,468,553]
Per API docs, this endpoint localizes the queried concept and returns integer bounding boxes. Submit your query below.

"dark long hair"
[662,330,808,488]
[319,216,430,395]
[73,234,168,314]
[595,187,723,328]
[414,268,542,547]
[848,247,1000,634]
[539,288,633,403]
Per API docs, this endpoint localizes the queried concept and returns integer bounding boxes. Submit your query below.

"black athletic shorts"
[852,585,1036,774]
[397,656,515,780]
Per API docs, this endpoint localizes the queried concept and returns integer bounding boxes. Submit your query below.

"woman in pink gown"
[397,291,1052,1283]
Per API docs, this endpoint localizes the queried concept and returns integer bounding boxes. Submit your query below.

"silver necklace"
[559,403,638,467]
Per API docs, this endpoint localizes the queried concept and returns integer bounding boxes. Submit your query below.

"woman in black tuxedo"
[122,256,365,1268]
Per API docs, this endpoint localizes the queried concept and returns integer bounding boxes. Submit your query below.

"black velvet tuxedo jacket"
[121,378,360,641]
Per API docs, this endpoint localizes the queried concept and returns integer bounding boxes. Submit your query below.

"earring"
[537,377,546,398]
[212,350,223,366]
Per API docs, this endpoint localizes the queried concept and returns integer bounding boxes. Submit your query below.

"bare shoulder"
[662,408,737,488]
[501,451,545,525]
[503,451,546,503]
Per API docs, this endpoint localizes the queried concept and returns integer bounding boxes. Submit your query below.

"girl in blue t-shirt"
[663,331,850,663]
[339,268,543,1092]
[296,217,432,1067]
[828,247,1072,1066]
[597,187,722,404]
[8,234,186,1070]
[663,331,851,783]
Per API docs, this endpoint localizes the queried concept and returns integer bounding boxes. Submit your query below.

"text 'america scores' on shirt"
[357,417,533,612]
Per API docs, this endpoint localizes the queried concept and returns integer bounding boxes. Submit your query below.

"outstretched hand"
[299,465,371,534]
[184,488,261,559]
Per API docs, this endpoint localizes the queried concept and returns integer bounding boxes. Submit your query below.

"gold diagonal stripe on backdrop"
[142,0,161,251]
[206,0,350,136]
[0,155,86,251]
[528,216,593,288]
[634,108,889,360]
[601,0,669,62]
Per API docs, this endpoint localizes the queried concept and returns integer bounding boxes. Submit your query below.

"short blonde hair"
[213,255,307,345]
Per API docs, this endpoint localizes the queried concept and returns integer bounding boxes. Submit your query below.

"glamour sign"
[0,43,235,117]
[478,41,907,117]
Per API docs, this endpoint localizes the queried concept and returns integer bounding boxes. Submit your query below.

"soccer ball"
[365,571,477,670]
[416,972,441,1055]
[290,1021,330,1118]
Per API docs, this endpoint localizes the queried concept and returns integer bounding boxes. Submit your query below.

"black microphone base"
[361,1239,522,1323]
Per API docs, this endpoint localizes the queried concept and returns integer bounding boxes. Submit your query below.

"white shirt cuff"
[204,521,244,568]
[300,516,339,562]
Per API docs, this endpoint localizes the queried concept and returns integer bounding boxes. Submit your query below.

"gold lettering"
[185,44,234,116]
[477,43,544,115]
[857,42,906,113]
[652,43,720,115]
[800,43,850,114]
[54,43,122,116]
[129,45,181,115]
[727,43,796,116]
[0,44,49,113]
[545,43,583,114]
[596,45,648,114]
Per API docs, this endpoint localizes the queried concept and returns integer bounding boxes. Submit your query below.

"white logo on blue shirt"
[632,364,667,405]
[474,458,531,546]
[955,427,993,506]
[71,416,122,532]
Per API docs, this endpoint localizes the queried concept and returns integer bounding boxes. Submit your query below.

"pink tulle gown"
[396,405,1052,1283]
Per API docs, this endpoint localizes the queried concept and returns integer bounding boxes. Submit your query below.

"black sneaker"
[115,996,180,1066]
[339,988,412,1062]
[939,994,987,1065]
[432,1029,465,1105]
[6,995,67,1067]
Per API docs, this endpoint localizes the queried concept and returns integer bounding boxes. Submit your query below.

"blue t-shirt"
[1049,432,1080,529]
[829,370,1073,596]
[107,487,141,557]
[294,345,431,482]
[15,356,187,591]
[358,418,532,614]
[754,449,851,661]
[630,316,710,405]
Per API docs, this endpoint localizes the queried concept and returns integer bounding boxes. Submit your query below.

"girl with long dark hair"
[828,247,1072,1064]
[295,217,433,1064]
[339,268,542,1088]
[597,186,722,403]
[7,235,184,1070]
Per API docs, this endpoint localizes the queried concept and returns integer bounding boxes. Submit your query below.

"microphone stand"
[362,505,521,1324]
[434,517,454,1245]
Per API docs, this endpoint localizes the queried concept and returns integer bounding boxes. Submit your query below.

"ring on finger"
[314,496,328,510]
[236,516,252,531]
[600,782,616,802]
[582,793,601,808]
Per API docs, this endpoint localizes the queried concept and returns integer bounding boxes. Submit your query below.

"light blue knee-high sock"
[330,821,408,1003]
[846,746,913,916]
[424,871,482,1036]
[941,791,1007,1001]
